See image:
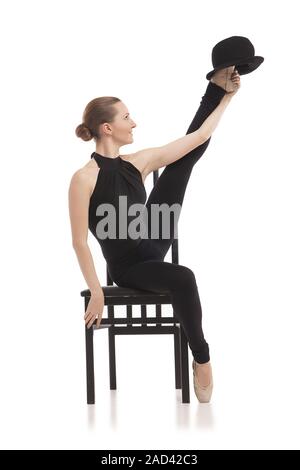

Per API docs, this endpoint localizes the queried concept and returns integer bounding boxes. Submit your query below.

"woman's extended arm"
[131,93,233,174]
[159,93,233,165]
[68,170,104,328]
[131,74,240,174]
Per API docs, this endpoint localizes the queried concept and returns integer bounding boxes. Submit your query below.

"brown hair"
[75,96,121,142]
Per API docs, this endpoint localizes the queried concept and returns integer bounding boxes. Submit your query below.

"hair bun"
[75,123,93,141]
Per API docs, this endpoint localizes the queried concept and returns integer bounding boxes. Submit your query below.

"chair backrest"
[106,169,179,286]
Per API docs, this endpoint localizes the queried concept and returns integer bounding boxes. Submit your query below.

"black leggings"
[114,81,226,364]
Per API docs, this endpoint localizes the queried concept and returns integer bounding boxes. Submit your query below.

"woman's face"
[103,101,137,144]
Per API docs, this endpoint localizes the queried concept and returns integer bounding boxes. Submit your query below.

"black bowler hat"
[206,36,264,80]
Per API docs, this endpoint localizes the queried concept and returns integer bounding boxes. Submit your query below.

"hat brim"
[206,56,264,80]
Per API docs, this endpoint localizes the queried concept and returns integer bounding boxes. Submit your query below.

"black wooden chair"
[80,169,190,404]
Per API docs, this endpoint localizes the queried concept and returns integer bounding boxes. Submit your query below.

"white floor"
[1,302,300,450]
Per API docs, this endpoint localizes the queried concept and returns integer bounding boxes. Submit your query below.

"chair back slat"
[140,304,147,325]
[106,266,113,286]
[155,304,162,327]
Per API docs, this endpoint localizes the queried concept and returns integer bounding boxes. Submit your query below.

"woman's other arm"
[68,171,104,328]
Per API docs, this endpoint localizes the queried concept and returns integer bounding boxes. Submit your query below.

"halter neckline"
[92,151,120,160]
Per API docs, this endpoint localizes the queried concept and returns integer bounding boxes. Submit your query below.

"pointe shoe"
[192,359,213,403]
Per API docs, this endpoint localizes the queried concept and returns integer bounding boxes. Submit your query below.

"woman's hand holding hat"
[226,70,241,97]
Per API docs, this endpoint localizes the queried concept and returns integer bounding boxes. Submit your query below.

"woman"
[69,67,241,403]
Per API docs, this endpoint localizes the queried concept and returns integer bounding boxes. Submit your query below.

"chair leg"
[174,325,182,389]
[179,327,190,403]
[85,325,95,404]
[108,326,117,389]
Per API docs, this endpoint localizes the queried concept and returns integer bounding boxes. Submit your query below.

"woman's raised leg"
[144,81,226,258]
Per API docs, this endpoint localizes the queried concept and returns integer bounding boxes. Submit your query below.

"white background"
[1,0,299,450]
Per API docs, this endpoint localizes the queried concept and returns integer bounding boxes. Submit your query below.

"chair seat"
[80,286,172,305]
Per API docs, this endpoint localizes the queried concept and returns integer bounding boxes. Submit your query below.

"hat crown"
[212,36,255,68]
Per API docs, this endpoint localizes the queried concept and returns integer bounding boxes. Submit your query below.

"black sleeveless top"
[88,152,147,269]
